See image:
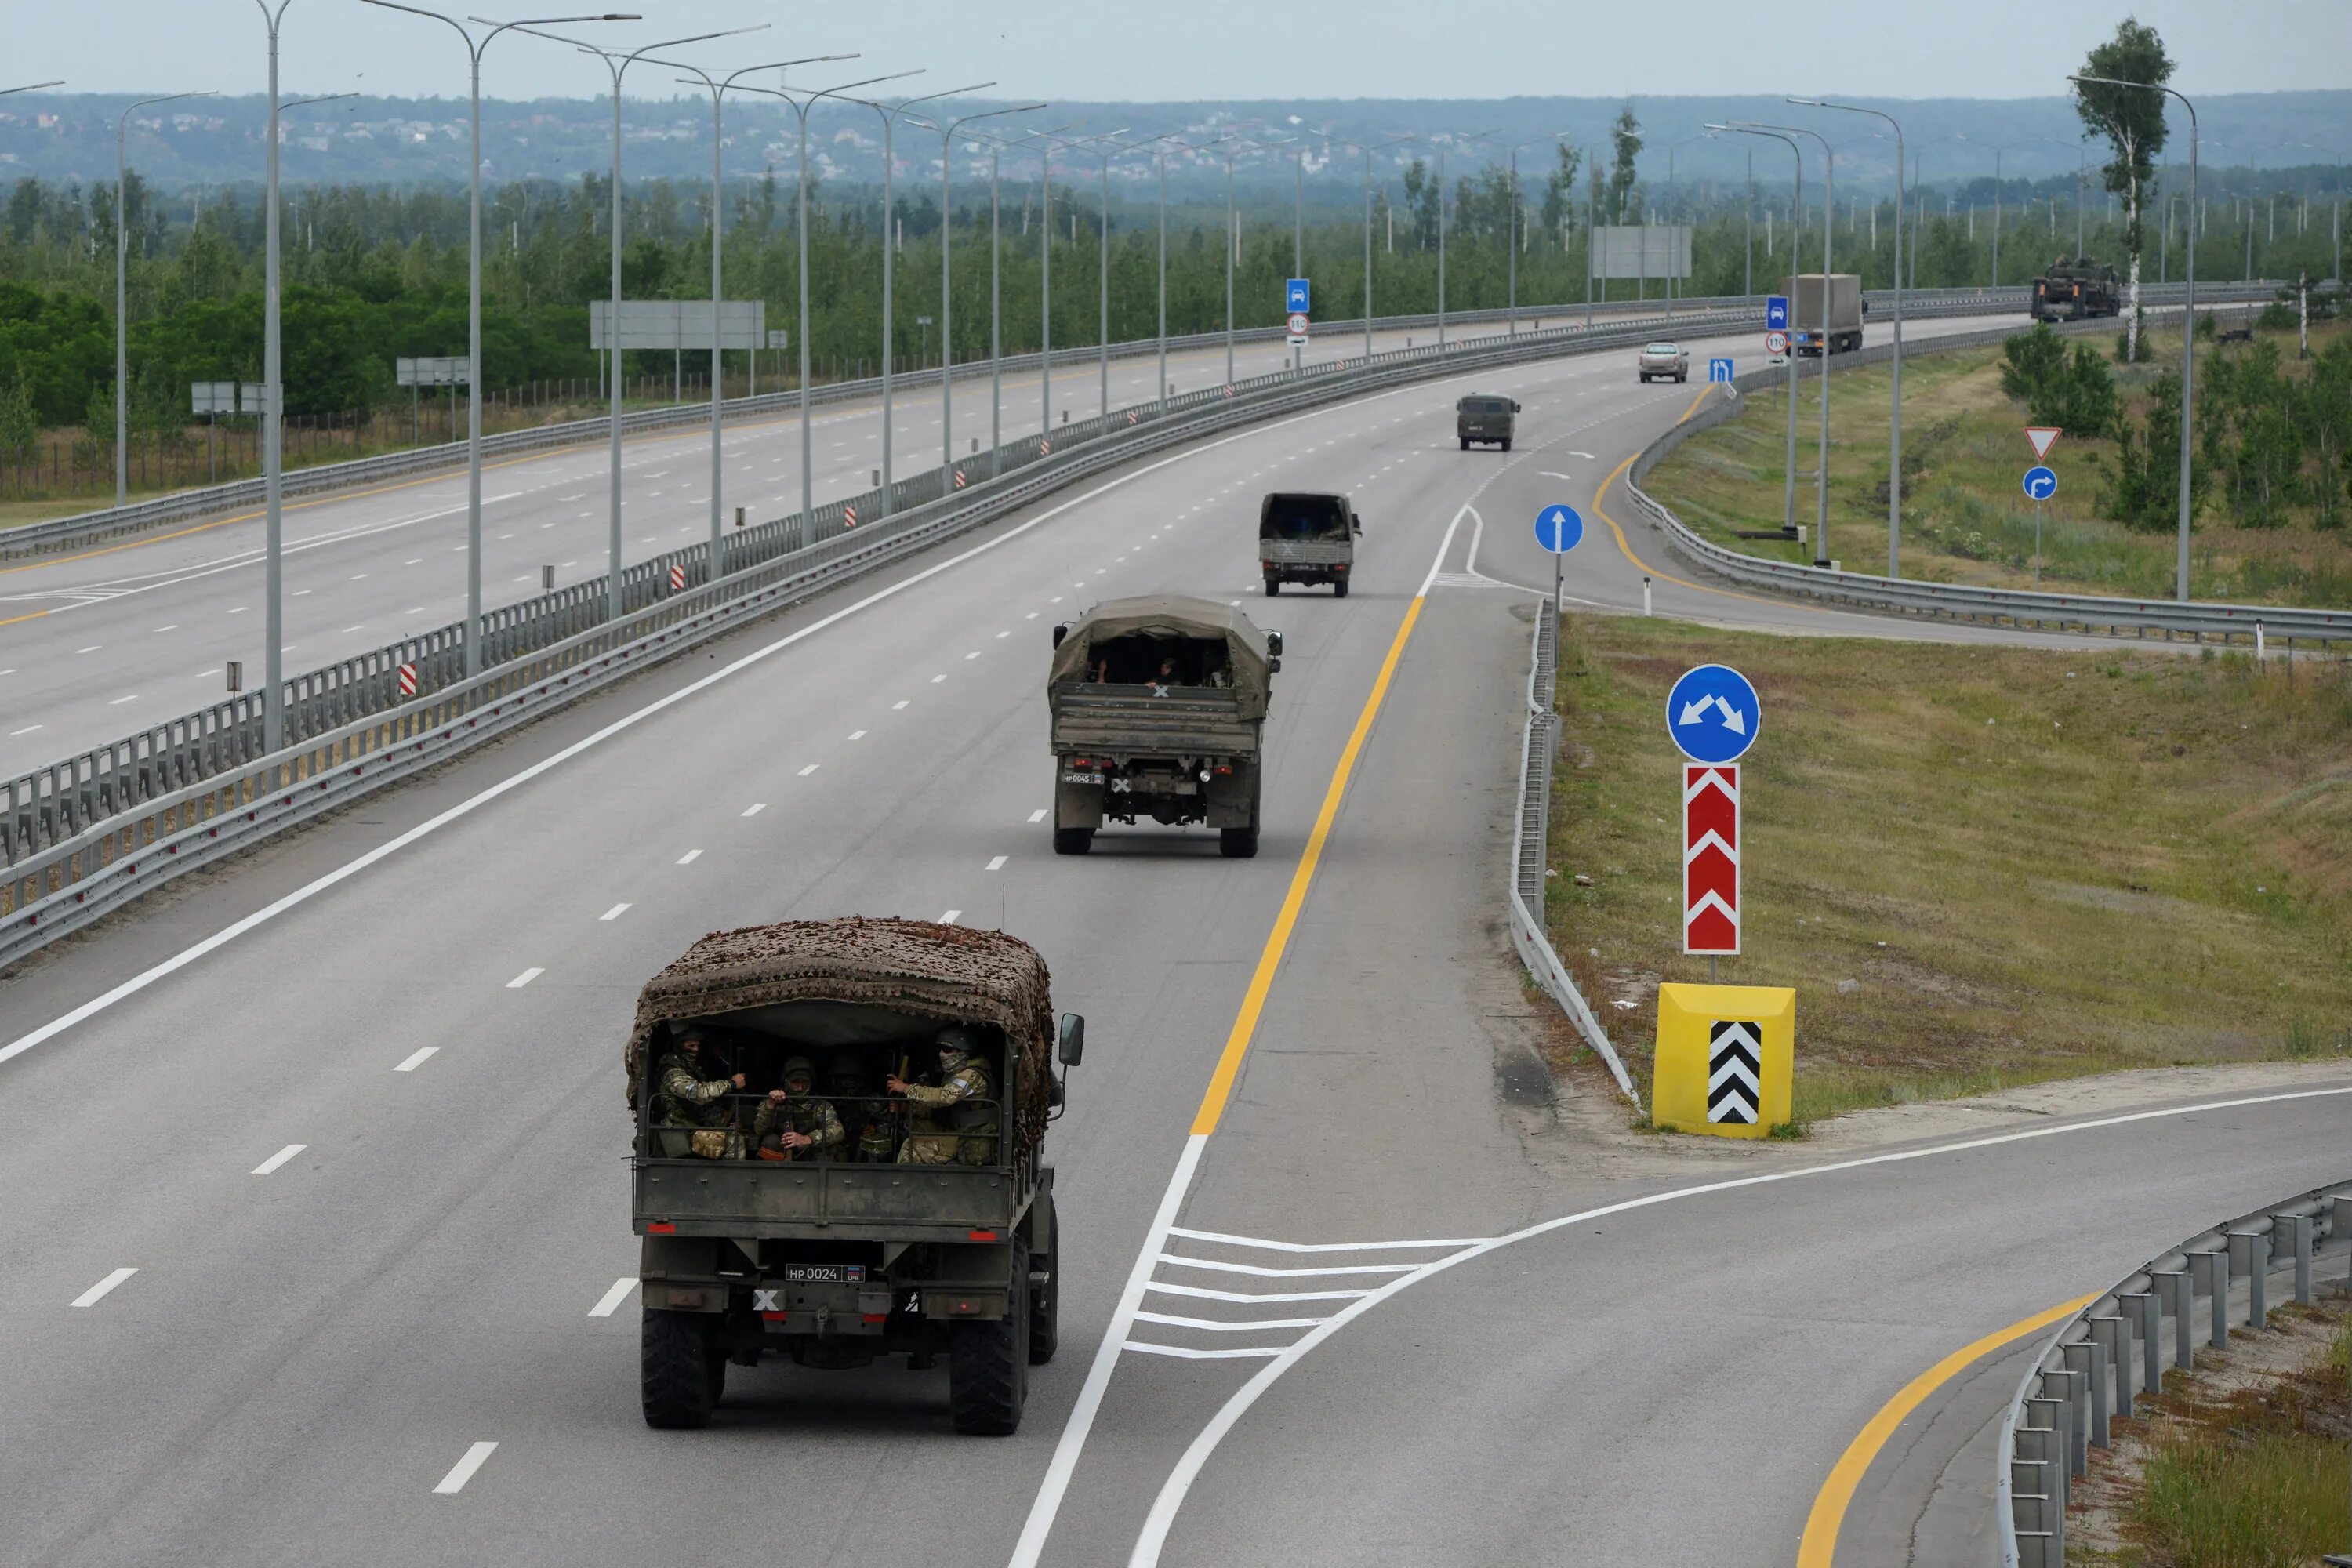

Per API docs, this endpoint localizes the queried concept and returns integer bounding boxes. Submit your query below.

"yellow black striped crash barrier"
[1653,983,1793,1137]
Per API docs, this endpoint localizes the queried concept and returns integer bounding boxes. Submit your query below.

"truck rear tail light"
[646,1221,677,1234]
[670,1288,707,1308]
[760,1309,787,1323]
[1213,764,1233,775]
[1332,564,1347,572]
[862,1313,889,1324]
[947,1298,982,1316]
[1070,757,1092,770]
[968,1229,999,1240]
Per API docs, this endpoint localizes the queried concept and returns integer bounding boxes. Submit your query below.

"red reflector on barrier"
[646,1221,677,1234]
[968,1229,998,1241]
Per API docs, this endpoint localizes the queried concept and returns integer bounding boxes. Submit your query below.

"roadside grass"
[1543,615,2352,1124]
[1645,318,2352,608]
[2125,1307,2349,1567]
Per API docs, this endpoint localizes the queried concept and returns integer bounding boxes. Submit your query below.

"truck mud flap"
[1056,777,1105,829]
[1203,764,1257,828]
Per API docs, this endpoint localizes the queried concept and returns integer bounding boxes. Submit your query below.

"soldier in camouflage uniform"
[753,1056,845,1161]
[829,1052,901,1163]
[886,1026,998,1167]
[652,1029,747,1160]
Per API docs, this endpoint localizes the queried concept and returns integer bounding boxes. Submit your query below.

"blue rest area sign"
[1534,504,1583,554]
[1666,663,1761,764]
[1766,295,1790,331]
[2022,465,2058,501]
[1708,358,1734,383]
[1286,277,1311,313]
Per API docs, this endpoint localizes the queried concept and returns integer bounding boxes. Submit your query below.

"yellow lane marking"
[1189,593,1425,1136]
[1795,1293,2096,1566]
[0,607,55,627]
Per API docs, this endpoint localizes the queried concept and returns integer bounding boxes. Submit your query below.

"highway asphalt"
[0,312,1589,777]
[2,314,2340,1567]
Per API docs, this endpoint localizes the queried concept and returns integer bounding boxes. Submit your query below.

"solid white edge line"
[1165,1225,1489,1254]
[1007,1131,1207,1568]
[393,1047,438,1073]
[1120,1084,2352,1566]
[71,1266,138,1307]
[588,1277,638,1319]
[431,1440,499,1494]
[251,1143,307,1176]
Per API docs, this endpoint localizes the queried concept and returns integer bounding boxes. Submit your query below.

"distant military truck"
[1786,272,1864,355]
[2031,255,2122,321]
[626,917,1082,1435]
[1456,392,1520,450]
[1259,490,1363,597]
[1047,594,1282,858]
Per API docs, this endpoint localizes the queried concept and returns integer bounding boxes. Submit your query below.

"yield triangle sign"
[2024,426,2062,460]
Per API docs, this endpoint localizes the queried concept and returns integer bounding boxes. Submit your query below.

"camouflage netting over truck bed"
[623,918,1057,1150]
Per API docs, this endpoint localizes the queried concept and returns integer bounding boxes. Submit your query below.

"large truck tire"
[1264,574,1280,595]
[641,1306,722,1429]
[1220,825,1259,858]
[949,1240,1029,1435]
[1029,1201,1060,1366]
[1332,575,1350,598]
[1053,827,1094,856]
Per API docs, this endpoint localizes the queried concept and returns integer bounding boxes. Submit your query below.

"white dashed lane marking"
[600,903,631,921]
[71,1268,138,1308]
[251,1143,307,1176]
[1028,808,1048,823]
[986,855,1008,871]
[506,967,544,989]
[432,1442,499,1495]
[677,849,703,865]
[589,1278,638,1318]
[394,1047,438,1073]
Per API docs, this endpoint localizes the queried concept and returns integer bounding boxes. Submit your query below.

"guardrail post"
[2118,1290,2161,1397]
[2062,1340,2108,1450]
[2285,1214,2314,1305]
[2227,1230,2268,1328]
[2154,1269,2192,1372]
[2336,1196,2352,1290]
[2090,1313,2132,1419]
[2191,1250,2228,1348]
[2042,1365,2087,1475]
[2024,1396,2069,1509]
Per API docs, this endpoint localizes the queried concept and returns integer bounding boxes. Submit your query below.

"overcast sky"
[14,1,2349,103]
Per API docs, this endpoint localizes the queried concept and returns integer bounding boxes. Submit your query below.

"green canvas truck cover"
[1047,593,1273,715]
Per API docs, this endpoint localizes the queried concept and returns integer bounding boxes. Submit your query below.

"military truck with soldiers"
[626,917,1082,1434]
[1046,593,1283,858]
[1258,490,1363,597]
[2030,255,2122,321]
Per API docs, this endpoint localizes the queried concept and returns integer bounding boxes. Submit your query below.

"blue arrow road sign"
[1665,664,1762,764]
[2022,465,2058,501]
[1766,295,1790,331]
[1708,358,1734,383]
[1286,277,1311,313]
[1534,504,1583,554]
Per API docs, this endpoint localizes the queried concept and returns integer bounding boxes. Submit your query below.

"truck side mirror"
[1058,1013,1085,1067]
[1265,630,1284,659]
[1051,622,1070,649]
[1351,513,1363,535]
[1512,401,1523,412]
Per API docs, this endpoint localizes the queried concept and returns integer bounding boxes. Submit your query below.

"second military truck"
[1258,490,1362,597]
[2030,254,2122,321]
[1047,594,1281,858]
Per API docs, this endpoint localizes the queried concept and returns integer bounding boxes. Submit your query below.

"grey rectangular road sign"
[191,382,238,415]
[590,299,768,351]
[1591,224,1692,281]
[397,356,470,387]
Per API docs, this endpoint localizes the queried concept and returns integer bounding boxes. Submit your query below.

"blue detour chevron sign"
[1707,1020,1762,1123]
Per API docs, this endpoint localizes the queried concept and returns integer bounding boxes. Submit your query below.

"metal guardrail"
[1996,1178,2352,1566]
[1,299,1769,968]
[1621,285,2352,650]
[0,284,2059,561]
[1507,604,1639,1107]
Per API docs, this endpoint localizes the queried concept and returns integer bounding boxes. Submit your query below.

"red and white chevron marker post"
[1682,764,1740,955]
[668,564,687,591]
[397,662,417,698]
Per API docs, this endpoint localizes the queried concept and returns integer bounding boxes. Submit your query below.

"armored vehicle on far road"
[626,917,1081,1435]
[1047,594,1282,858]
[1258,490,1363,597]
[1456,392,1520,450]
[2031,255,2122,321]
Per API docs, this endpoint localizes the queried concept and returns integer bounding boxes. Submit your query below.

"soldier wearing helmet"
[888,1025,998,1167]
[652,1026,746,1160]
[753,1054,845,1162]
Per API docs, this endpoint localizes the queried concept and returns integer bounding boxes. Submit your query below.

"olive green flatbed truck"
[626,918,1083,1434]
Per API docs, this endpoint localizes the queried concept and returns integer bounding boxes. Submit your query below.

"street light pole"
[735,71,920,535]
[1716,124,1805,544]
[1330,134,1410,361]
[1734,121,1833,563]
[116,90,213,510]
[1794,97,1905,576]
[2074,74,2198,602]
[252,0,293,750]
[655,54,848,583]
[913,105,1042,476]
[520,24,763,632]
[855,84,993,517]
